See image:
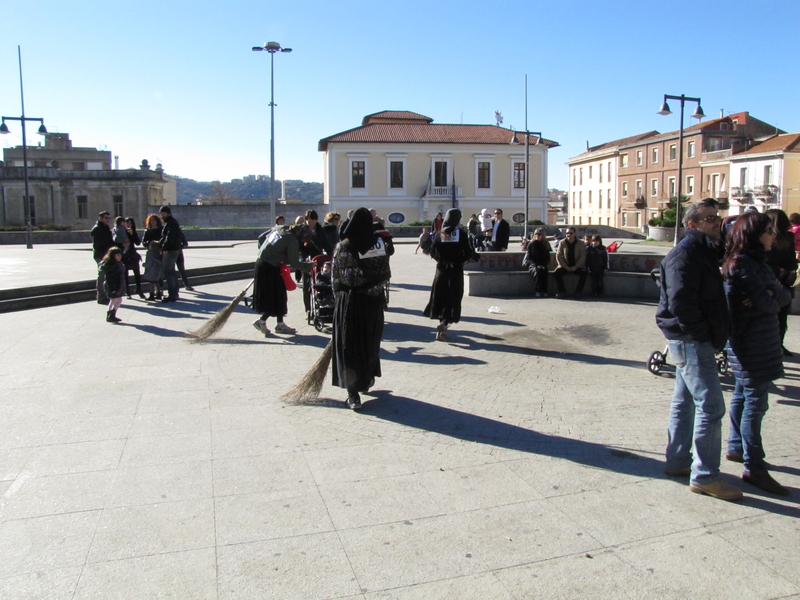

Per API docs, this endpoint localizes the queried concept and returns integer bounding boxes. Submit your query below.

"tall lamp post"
[1,46,47,250]
[252,41,292,225]
[657,94,704,246]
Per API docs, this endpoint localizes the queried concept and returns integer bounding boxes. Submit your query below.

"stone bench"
[466,270,659,300]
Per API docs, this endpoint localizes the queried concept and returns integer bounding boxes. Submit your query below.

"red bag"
[280,263,297,291]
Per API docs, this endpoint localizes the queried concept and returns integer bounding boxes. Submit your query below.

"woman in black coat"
[523,228,552,297]
[423,209,478,341]
[722,211,791,495]
[123,216,145,299]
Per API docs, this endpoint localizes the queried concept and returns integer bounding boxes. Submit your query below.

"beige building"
[566,131,658,227]
[1,133,175,228]
[727,132,800,216]
[318,111,558,225]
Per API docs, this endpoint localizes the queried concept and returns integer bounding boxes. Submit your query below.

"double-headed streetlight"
[1,46,47,250]
[252,41,292,225]
[658,94,705,246]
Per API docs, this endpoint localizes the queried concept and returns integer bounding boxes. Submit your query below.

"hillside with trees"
[173,175,323,205]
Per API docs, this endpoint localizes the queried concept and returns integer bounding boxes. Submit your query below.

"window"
[513,163,526,189]
[739,167,747,188]
[387,212,405,224]
[710,174,720,197]
[25,195,36,226]
[77,195,88,219]
[607,161,611,181]
[389,161,403,188]
[572,192,575,209]
[764,165,772,185]
[588,166,592,179]
[478,162,491,188]
[588,217,592,225]
[607,189,611,209]
[572,169,576,186]
[579,168,583,185]
[669,144,677,161]
[113,194,123,217]
[351,161,365,188]
[622,212,629,227]
[635,180,642,198]
[512,213,525,224]
[588,190,592,205]
[652,148,659,164]
[598,190,603,207]
[636,150,643,166]
[687,141,695,158]
[651,179,658,197]
[622,181,628,197]
[620,154,628,168]
[686,175,694,195]
[599,165,603,183]
[579,191,582,208]
[434,161,447,187]
[668,177,676,198]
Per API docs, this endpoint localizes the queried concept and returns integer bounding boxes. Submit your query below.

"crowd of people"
[90,205,192,323]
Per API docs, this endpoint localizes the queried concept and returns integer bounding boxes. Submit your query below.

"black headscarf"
[442,209,462,235]
[340,207,375,255]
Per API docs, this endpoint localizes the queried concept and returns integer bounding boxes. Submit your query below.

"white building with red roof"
[318,111,558,225]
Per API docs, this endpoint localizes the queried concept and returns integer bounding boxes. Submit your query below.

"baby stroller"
[647,268,729,375]
[308,254,335,332]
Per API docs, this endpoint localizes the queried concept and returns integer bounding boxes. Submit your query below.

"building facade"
[567,112,784,231]
[0,133,175,228]
[566,132,658,227]
[318,111,558,225]
[727,132,800,216]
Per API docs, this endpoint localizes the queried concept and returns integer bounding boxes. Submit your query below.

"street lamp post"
[253,41,292,225]
[658,94,705,246]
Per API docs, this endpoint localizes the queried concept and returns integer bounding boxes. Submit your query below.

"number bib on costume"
[441,229,460,243]
[359,238,388,259]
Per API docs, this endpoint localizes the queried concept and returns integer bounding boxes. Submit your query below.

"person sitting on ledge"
[553,227,587,299]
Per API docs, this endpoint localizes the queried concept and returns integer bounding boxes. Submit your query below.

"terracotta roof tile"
[319,122,558,151]
[734,132,800,156]
[361,111,433,125]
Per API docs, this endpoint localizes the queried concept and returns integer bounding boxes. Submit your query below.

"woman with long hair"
[141,214,164,300]
[99,247,126,323]
[423,209,479,341]
[123,216,146,299]
[765,209,797,356]
[722,211,791,495]
[331,208,393,410]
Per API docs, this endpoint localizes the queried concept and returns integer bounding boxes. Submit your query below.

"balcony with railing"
[425,185,461,198]
[753,184,777,198]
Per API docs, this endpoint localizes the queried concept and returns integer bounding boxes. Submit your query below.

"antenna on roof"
[586,140,589,151]
[494,111,503,127]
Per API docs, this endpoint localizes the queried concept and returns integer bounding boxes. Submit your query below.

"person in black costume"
[523,227,552,297]
[331,208,394,410]
[423,208,479,342]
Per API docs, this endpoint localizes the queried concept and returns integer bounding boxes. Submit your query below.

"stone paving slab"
[0,242,797,599]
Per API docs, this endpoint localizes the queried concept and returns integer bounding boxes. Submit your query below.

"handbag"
[280,262,297,291]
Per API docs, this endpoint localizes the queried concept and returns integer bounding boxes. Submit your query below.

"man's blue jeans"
[162,251,180,300]
[665,340,725,485]
[727,379,770,474]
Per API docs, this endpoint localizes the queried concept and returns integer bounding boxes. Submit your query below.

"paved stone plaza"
[0,241,797,599]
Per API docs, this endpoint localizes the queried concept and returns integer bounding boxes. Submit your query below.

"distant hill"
[173,175,323,205]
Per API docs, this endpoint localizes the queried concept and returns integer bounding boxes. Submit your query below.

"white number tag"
[359,238,387,258]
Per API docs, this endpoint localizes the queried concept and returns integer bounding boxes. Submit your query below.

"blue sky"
[2,0,798,190]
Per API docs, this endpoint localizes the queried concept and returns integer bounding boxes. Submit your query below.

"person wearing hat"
[158,205,183,303]
[423,208,479,341]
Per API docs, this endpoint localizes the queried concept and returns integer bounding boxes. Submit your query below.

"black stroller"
[647,269,729,375]
[308,254,335,332]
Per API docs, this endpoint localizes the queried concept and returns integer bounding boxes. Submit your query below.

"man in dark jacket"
[91,211,114,304]
[158,205,183,303]
[656,198,741,501]
[490,209,510,251]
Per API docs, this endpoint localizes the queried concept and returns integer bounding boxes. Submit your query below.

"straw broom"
[187,279,254,342]
[282,340,333,404]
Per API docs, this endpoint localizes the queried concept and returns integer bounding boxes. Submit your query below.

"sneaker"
[185,286,195,291]
[742,471,789,496]
[252,319,268,334]
[555,292,568,300]
[664,467,691,477]
[689,480,743,501]
[274,322,296,334]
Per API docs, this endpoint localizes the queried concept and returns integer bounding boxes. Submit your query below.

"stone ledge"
[467,270,659,300]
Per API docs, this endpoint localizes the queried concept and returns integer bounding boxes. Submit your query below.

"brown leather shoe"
[742,471,789,496]
[725,451,744,463]
[689,480,743,501]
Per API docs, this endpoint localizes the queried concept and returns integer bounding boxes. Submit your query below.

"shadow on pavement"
[347,391,797,517]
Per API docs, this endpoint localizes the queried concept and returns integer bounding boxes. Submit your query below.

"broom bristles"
[282,340,333,404]
[187,280,254,342]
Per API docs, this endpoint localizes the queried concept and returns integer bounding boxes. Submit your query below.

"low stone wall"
[465,252,663,273]
[467,271,659,300]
